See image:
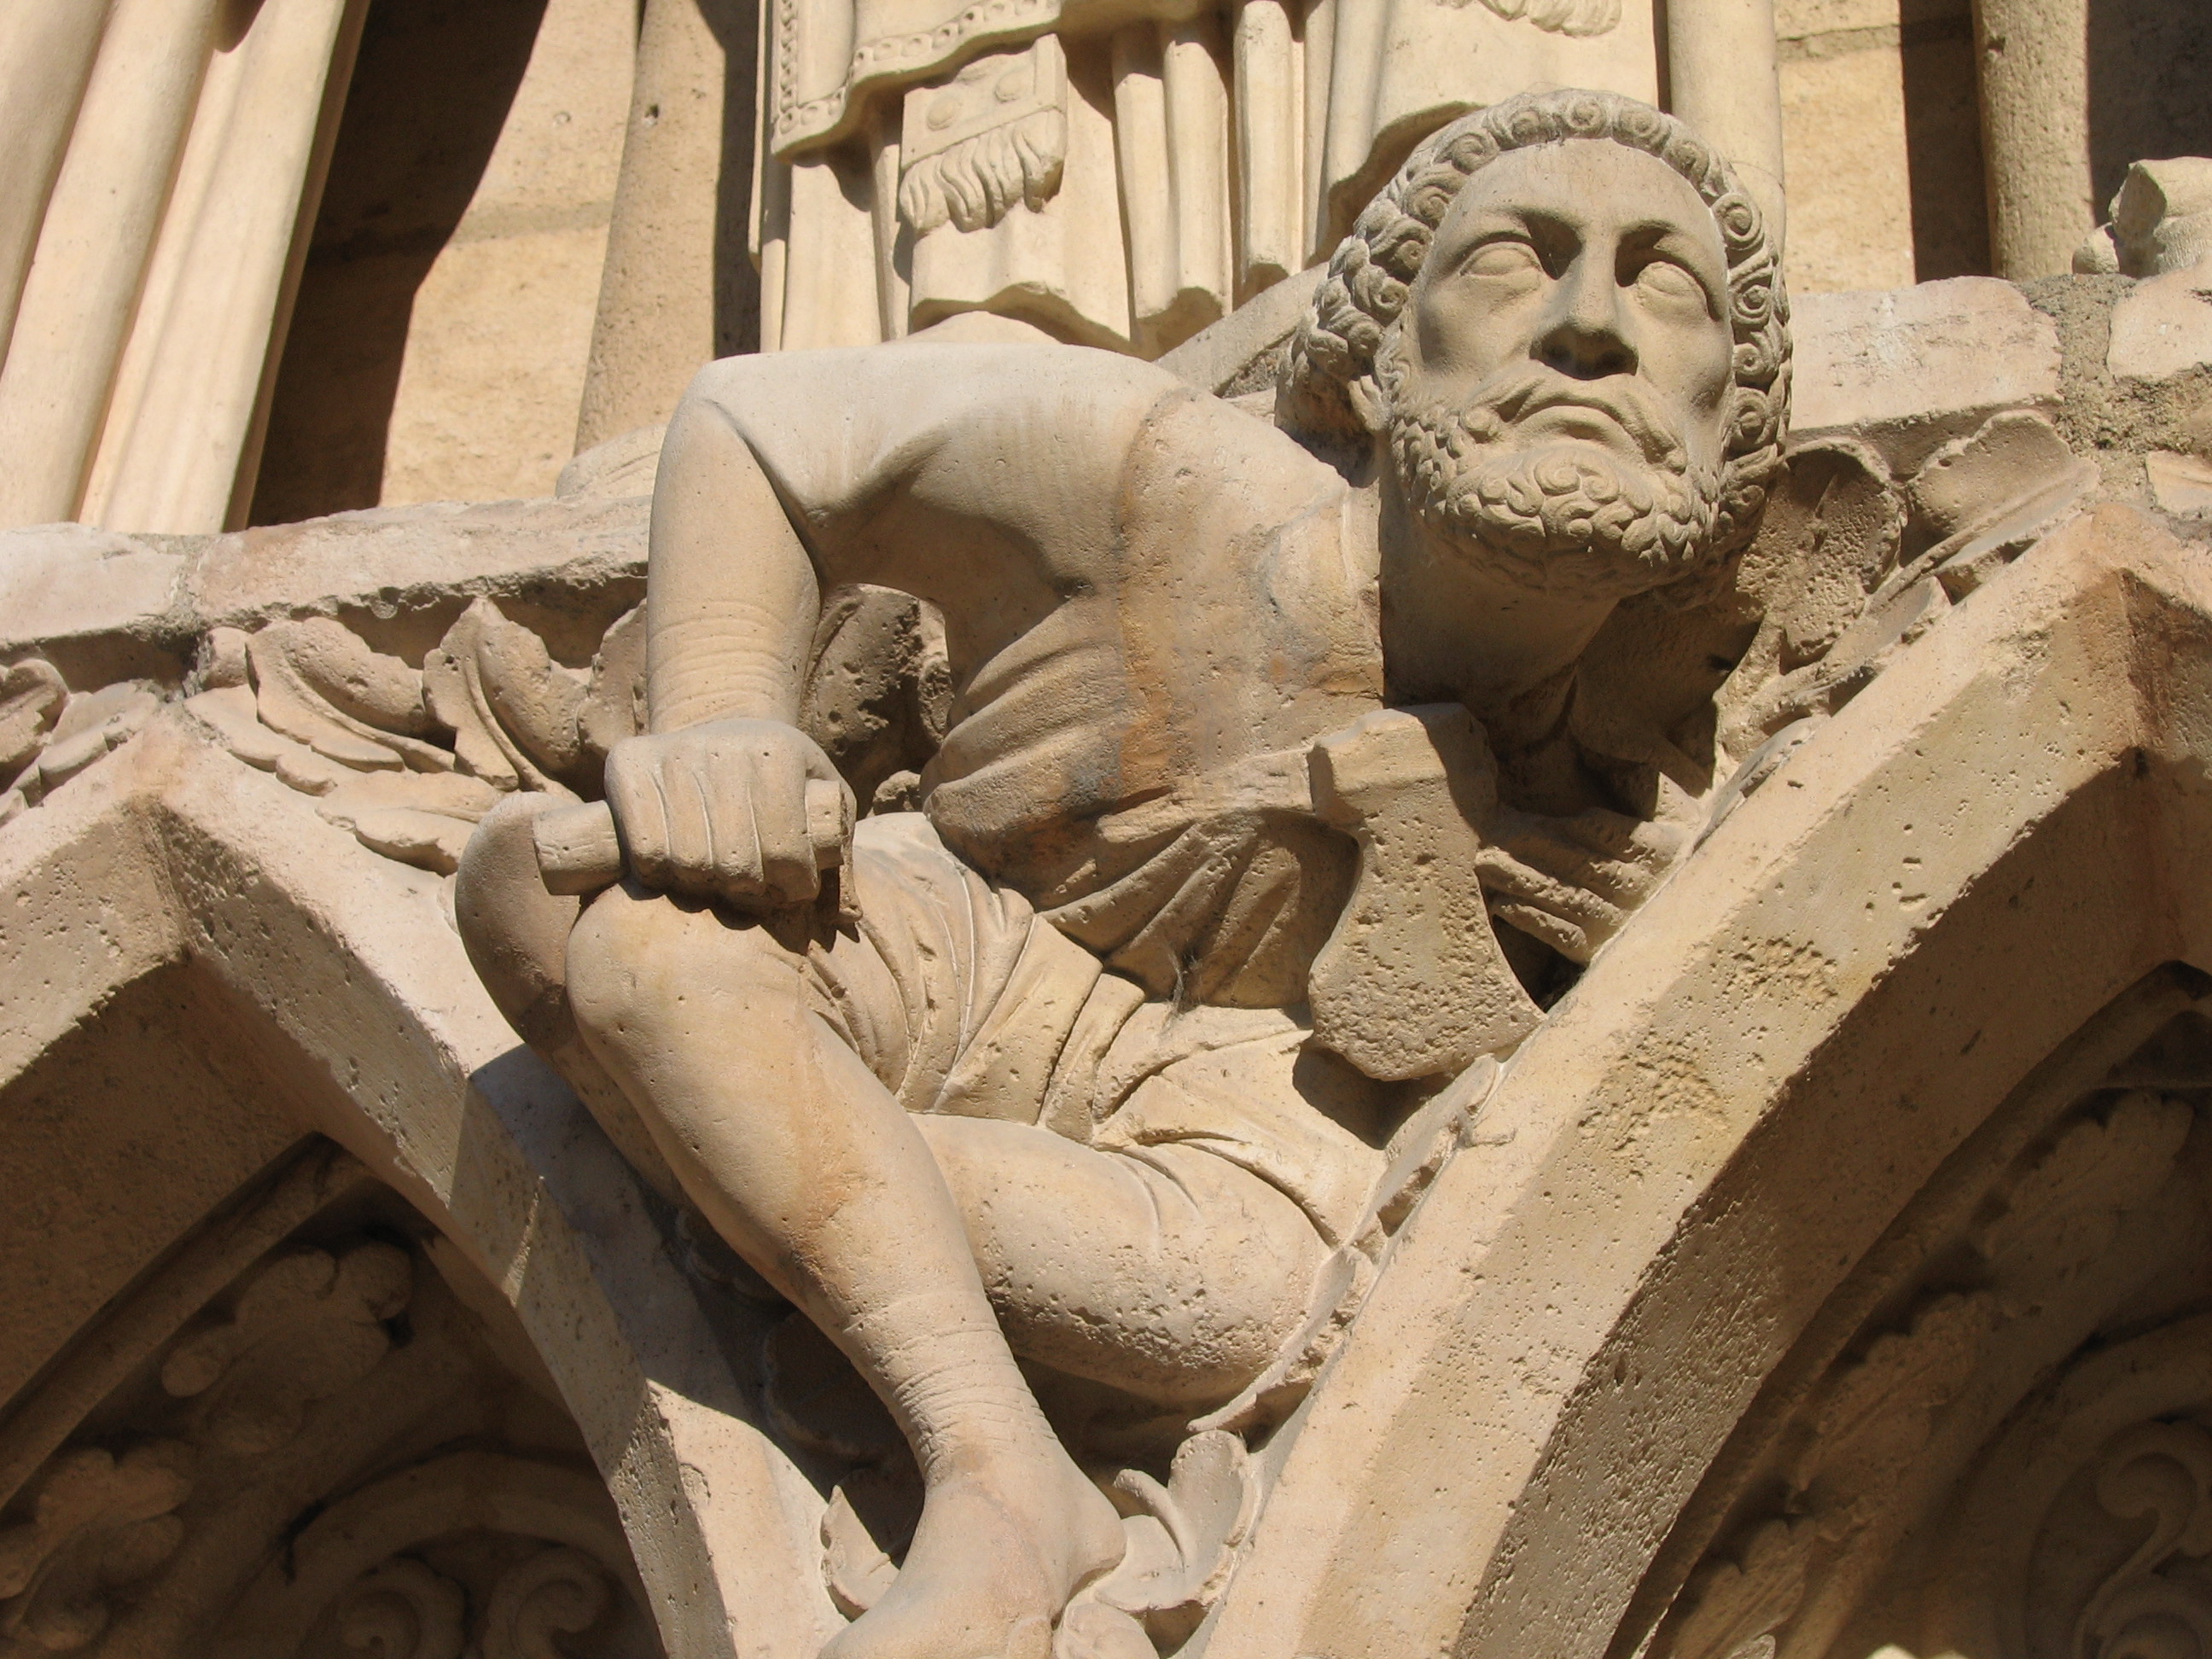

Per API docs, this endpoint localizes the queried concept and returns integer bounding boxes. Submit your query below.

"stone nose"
[1535,254,1637,381]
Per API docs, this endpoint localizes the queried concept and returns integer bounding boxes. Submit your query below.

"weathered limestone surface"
[0,716,829,1657]
[1788,278,2061,470]
[8,61,2212,1659]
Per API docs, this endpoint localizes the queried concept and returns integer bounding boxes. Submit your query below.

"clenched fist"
[602,719,855,909]
[1476,806,1687,963]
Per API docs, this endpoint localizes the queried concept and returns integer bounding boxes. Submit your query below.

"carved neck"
[1368,476,1620,738]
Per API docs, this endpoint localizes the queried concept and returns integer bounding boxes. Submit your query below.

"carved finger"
[682,756,761,904]
[742,748,820,905]
[660,758,728,899]
[1477,847,1621,926]
[1476,848,1626,954]
[1490,900,1593,964]
[604,745,672,890]
[1557,808,1645,861]
[1494,834,1633,905]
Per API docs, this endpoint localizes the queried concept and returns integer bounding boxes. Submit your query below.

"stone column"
[0,0,224,529]
[1969,0,2093,277]
[0,0,116,362]
[1234,0,1304,297]
[81,0,369,535]
[573,0,757,451]
[1667,0,1788,248]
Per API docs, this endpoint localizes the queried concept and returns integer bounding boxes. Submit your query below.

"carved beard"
[1381,347,1724,601]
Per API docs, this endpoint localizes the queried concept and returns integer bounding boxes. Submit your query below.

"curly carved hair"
[1279,88,1791,565]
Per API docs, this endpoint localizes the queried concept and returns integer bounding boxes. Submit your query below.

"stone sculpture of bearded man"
[459,87,1790,1659]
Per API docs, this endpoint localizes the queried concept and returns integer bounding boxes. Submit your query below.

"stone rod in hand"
[531,783,849,896]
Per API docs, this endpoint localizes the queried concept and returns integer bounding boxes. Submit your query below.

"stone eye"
[1463,241,1544,280]
[1631,258,1706,312]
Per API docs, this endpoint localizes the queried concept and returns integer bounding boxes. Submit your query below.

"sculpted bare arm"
[607,343,1168,908]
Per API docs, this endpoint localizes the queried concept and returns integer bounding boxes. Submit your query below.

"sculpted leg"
[565,885,1123,1659]
[919,1116,1329,1411]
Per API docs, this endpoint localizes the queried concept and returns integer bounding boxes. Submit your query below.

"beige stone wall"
[378,0,635,506]
[247,0,1994,527]
[1776,0,1987,294]
[250,0,632,524]
[232,0,2192,512]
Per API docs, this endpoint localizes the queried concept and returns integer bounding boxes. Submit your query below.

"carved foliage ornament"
[2073,1422,2212,1659]
[0,658,156,829]
[0,1190,659,1659]
[1651,986,2211,1659]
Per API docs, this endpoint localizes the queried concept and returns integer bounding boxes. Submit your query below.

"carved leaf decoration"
[1739,440,1905,671]
[2075,1422,2212,1659]
[0,1442,191,1654]
[194,602,640,873]
[480,1546,610,1659]
[35,684,160,796]
[2081,1575,2212,1659]
[422,599,588,795]
[187,684,492,873]
[1903,411,2100,602]
[247,620,451,774]
[160,1243,412,1456]
[1716,439,1906,765]
[1099,1430,1258,1647]
[1807,1292,2000,1470]
[0,659,67,783]
[314,771,504,878]
[1712,573,1951,820]
[1975,1092,2194,1316]
[1668,1515,1817,1659]
[576,603,648,771]
[1780,1290,2001,1541]
[821,1486,899,1621]
[314,1559,465,1659]
[1053,1601,1159,1659]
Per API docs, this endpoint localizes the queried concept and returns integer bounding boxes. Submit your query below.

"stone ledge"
[0,493,649,690]
[1790,278,2064,474]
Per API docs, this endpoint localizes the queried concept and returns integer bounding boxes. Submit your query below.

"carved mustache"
[1460,365,1689,471]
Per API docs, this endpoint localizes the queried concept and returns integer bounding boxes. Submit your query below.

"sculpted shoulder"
[674,343,1348,611]
[679,342,1342,507]
[681,340,1190,439]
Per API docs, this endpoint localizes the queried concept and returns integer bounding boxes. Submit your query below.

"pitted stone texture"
[1790,279,2062,474]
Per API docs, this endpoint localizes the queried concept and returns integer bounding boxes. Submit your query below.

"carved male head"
[1283,90,1790,602]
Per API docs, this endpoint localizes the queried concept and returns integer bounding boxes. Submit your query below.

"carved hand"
[600,719,855,909]
[1476,807,1686,963]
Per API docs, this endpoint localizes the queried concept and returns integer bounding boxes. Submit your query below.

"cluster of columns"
[0,0,364,535]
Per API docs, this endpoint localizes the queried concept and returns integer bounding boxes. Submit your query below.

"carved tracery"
[1641,985,2212,1659]
[0,1140,660,1659]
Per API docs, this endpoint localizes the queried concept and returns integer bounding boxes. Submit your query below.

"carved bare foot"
[824,1452,1124,1659]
